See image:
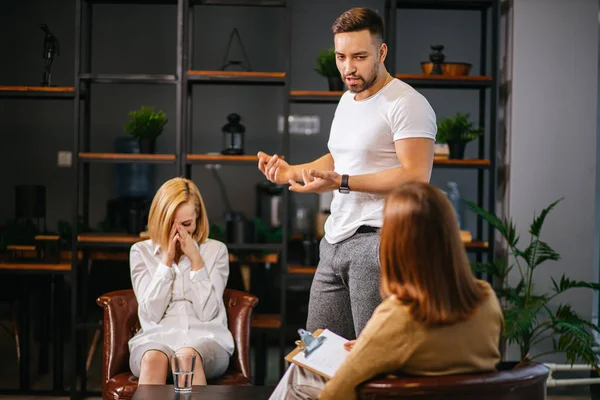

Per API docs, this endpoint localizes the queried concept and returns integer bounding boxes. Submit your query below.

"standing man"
[257,7,436,340]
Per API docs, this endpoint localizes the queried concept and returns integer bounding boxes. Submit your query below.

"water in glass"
[173,371,193,392]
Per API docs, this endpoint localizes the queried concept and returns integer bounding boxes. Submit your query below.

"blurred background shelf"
[0,85,75,99]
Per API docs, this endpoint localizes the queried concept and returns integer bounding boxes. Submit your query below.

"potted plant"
[124,106,168,154]
[315,47,343,91]
[436,112,483,159]
[466,198,600,371]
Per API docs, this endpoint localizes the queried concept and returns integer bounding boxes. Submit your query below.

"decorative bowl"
[420,62,472,76]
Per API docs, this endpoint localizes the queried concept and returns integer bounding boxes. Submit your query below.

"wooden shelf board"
[0,86,75,93]
[464,241,488,249]
[0,262,71,272]
[396,74,492,81]
[189,70,285,78]
[230,253,278,264]
[396,74,493,89]
[79,152,176,162]
[7,245,36,251]
[288,265,317,275]
[289,90,343,103]
[434,158,490,166]
[34,235,60,241]
[0,85,76,99]
[187,154,259,162]
[251,314,281,329]
[188,70,285,85]
[78,233,143,244]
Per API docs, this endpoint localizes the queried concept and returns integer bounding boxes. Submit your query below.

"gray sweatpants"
[306,230,381,340]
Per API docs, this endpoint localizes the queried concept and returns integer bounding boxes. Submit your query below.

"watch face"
[339,187,350,194]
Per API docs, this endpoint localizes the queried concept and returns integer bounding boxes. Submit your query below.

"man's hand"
[257,151,294,185]
[288,169,342,194]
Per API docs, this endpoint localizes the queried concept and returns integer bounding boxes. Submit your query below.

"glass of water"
[171,352,196,392]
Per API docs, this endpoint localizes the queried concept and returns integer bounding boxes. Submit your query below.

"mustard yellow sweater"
[319,280,503,400]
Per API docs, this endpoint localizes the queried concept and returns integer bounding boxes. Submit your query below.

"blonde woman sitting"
[270,181,504,400]
[128,177,232,386]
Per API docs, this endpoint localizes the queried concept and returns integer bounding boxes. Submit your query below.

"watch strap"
[339,174,350,193]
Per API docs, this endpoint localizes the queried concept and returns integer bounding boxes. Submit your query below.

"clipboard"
[284,328,350,379]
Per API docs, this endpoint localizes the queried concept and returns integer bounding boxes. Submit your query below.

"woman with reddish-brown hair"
[269,181,503,400]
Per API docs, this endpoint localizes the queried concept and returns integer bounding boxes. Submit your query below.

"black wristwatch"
[339,174,350,194]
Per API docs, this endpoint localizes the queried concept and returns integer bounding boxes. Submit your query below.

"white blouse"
[127,238,234,356]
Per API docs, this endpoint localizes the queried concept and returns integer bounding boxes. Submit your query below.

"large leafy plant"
[124,106,168,140]
[467,199,600,370]
[314,47,338,78]
[436,112,483,144]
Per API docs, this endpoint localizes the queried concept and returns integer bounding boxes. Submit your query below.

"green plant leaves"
[124,105,168,140]
[467,197,600,370]
[471,256,511,282]
[530,198,563,237]
[521,240,560,268]
[435,111,483,144]
[503,296,545,344]
[315,47,338,78]
[465,200,519,247]
[551,275,600,294]
[546,305,600,370]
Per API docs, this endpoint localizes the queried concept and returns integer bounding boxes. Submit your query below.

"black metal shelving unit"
[384,0,500,264]
[64,0,499,398]
[71,0,185,398]
[0,88,77,397]
[69,0,292,398]
[0,0,499,398]
[181,0,292,380]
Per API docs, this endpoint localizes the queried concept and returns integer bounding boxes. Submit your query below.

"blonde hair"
[147,177,209,251]
[380,181,487,326]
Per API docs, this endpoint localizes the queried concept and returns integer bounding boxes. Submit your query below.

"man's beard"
[345,63,379,94]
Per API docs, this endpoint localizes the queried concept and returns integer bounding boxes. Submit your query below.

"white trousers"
[269,364,328,400]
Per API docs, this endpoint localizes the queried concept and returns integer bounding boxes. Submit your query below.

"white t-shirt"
[324,78,437,244]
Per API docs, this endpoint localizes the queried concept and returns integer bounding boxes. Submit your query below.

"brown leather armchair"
[96,288,259,400]
[357,362,549,400]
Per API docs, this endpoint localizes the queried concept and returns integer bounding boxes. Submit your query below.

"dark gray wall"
[0,0,486,238]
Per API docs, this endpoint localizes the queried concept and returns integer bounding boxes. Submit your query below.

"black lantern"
[221,113,245,156]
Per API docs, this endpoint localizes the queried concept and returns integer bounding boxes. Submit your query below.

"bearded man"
[257,7,437,340]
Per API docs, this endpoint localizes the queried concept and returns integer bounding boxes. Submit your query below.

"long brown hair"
[380,181,487,326]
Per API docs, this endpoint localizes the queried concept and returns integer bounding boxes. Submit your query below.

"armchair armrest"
[223,288,259,381]
[97,290,140,390]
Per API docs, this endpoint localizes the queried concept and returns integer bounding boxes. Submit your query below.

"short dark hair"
[331,7,385,43]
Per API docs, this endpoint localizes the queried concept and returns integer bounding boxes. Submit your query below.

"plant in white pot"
[124,106,168,154]
[466,198,600,372]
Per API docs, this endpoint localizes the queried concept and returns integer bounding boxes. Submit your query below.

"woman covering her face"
[128,177,232,386]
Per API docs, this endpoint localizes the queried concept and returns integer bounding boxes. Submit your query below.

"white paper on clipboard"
[291,329,350,379]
